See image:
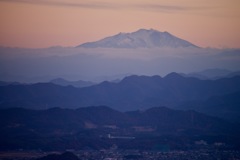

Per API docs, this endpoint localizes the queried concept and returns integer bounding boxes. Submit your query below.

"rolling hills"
[0,106,239,151]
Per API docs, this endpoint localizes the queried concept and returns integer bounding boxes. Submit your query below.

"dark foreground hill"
[0,106,239,151]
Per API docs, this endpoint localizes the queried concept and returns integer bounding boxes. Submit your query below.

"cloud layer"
[0,0,208,13]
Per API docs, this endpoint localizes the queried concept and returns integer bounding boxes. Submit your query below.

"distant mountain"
[0,80,21,86]
[50,78,95,88]
[181,69,232,80]
[0,106,239,150]
[78,29,199,48]
[1,73,240,112]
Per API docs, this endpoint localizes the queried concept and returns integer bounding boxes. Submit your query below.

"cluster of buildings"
[75,149,240,160]
[0,148,240,160]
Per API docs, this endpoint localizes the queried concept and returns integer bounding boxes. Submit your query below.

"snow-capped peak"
[78,29,199,48]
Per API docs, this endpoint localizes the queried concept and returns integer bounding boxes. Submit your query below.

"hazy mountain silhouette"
[50,78,95,88]
[78,29,199,48]
[181,69,233,80]
[0,80,21,86]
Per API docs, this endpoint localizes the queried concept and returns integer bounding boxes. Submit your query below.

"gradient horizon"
[0,0,240,48]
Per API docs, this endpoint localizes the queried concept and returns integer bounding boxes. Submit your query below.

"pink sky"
[0,0,240,48]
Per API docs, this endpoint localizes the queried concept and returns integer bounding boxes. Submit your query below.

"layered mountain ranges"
[1,29,240,152]
[1,72,240,122]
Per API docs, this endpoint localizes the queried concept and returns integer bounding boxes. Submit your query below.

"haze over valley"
[1,29,240,83]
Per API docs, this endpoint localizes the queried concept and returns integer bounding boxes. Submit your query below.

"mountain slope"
[179,91,240,122]
[78,29,199,48]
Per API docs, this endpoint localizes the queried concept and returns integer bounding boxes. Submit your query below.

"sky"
[0,0,240,48]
